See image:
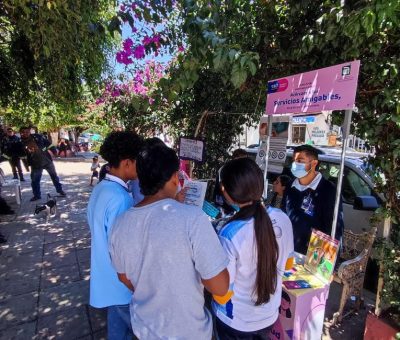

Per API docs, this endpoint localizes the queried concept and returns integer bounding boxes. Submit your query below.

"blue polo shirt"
[87,174,134,308]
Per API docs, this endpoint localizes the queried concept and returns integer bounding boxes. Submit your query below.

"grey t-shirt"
[109,198,228,339]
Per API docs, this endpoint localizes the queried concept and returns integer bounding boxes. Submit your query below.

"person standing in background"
[2,128,25,181]
[20,127,65,201]
[265,174,292,209]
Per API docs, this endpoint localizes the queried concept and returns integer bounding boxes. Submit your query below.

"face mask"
[291,162,311,179]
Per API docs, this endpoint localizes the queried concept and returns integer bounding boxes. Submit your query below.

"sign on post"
[256,115,290,174]
[179,137,205,163]
[266,60,360,115]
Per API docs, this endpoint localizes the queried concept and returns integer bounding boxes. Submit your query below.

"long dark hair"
[220,158,279,305]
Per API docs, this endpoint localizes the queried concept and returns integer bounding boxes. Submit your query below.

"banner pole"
[331,109,352,238]
[263,115,273,197]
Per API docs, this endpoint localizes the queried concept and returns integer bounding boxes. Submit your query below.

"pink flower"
[120,4,126,11]
[111,89,120,97]
[116,51,124,63]
[152,35,161,44]
[132,27,137,33]
[133,45,145,59]
[135,71,144,84]
[95,98,105,105]
[123,38,133,51]
[178,45,184,52]
[142,36,152,46]
[148,97,155,105]
[116,51,133,65]
[131,3,136,10]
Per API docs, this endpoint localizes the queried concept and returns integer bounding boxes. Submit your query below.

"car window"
[318,161,339,185]
[342,169,372,204]
[312,161,372,205]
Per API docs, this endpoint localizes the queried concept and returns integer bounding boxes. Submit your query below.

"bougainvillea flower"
[116,51,133,65]
[142,36,153,46]
[152,35,161,44]
[111,89,121,97]
[123,38,134,51]
[133,45,146,59]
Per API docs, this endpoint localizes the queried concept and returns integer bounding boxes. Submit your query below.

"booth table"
[271,253,331,340]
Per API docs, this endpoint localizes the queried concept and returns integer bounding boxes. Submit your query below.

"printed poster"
[256,115,289,173]
[179,137,205,163]
[304,229,339,284]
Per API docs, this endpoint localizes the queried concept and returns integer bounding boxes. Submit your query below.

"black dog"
[34,194,57,223]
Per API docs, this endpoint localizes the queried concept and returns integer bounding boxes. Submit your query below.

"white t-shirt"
[109,198,228,339]
[212,206,294,332]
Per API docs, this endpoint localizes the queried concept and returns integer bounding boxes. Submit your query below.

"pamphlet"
[183,180,207,207]
[202,201,220,218]
[282,280,312,290]
[304,229,339,284]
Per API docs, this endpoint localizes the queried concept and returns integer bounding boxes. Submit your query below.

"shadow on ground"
[0,166,107,339]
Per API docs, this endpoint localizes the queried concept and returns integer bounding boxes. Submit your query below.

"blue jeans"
[108,304,134,340]
[31,162,63,198]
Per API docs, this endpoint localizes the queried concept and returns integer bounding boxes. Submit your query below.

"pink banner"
[266,60,360,115]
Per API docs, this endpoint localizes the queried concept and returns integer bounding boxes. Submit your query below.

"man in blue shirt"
[87,131,143,340]
[282,145,344,254]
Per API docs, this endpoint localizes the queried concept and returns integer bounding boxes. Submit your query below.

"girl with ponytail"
[212,158,294,339]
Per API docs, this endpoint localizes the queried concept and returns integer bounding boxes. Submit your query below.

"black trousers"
[216,318,272,340]
[9,157,23,179]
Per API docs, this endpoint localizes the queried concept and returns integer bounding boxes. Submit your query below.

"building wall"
[240,111,333,147]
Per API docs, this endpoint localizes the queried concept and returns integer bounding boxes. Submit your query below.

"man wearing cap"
[282,145,344,254]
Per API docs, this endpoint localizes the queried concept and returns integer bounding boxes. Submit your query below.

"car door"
[318,161,376,234]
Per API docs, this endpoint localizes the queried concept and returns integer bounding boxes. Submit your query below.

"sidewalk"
[0,162,106,339]
[0,161,374,339]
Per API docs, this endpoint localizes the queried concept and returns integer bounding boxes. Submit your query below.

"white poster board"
[179,137,205,163]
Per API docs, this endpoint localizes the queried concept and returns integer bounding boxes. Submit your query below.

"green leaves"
[230,63,247,88]
[1,0,117,110]
[362,10,376,37]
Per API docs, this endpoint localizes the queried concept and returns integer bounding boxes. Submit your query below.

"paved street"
[0,161,106,339]
[0,161,374,339]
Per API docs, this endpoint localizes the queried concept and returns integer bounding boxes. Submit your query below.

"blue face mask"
[291,162,311,179]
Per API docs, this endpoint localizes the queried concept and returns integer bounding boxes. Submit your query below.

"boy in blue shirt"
[87,131,143,339]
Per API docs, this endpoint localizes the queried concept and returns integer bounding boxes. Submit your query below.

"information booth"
[261,61,361,340]
[271,230,339,340]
